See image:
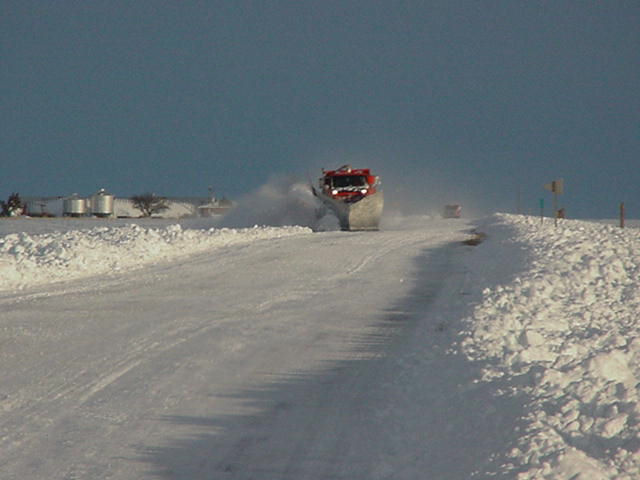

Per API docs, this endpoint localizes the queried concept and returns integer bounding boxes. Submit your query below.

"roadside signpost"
[544,179,564,226]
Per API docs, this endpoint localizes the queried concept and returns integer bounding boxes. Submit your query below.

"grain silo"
[63,194,88,217]
[90,189,115,217]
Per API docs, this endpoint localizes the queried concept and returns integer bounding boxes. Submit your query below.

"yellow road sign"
[544,179,564,194]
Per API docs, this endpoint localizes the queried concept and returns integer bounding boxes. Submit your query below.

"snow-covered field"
[0,213,638,479]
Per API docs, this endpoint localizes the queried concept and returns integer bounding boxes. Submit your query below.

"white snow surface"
[0,219,311,291]
[461,215,640,480]
[0,213,638,479]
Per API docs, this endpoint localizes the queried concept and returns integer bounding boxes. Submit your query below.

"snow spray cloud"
[220,175,333,229]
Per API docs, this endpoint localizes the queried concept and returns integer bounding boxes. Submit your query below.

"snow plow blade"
[326,191,384,231]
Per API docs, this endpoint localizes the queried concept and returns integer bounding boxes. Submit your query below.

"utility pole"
[553,185,558,227]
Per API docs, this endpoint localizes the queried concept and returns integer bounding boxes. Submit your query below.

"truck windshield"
[332,175,366,188]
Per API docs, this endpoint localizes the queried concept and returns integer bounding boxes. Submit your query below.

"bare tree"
[131,193,169,217]
[1,193,24,216]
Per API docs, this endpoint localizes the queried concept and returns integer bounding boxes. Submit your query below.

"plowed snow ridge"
[0,223,311,291]
[463,214,640,479]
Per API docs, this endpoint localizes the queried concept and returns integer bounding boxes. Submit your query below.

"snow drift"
[462,214,640,479]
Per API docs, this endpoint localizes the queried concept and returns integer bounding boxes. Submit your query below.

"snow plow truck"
[312,165,384,231]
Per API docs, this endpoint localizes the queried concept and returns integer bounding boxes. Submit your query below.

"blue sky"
[2,1,638,218]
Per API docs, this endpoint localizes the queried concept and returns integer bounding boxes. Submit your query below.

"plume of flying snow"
[220,176,337,230]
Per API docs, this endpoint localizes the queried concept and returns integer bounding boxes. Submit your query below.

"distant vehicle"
[442,204,462,219]
[312,165,384,231]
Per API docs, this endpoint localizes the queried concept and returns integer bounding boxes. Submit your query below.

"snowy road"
[0,219,493,479]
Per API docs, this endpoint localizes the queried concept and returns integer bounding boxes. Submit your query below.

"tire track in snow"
[0,315,231,465]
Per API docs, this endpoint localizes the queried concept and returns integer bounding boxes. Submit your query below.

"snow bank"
[462,214,640,479]
[0,223,311,292]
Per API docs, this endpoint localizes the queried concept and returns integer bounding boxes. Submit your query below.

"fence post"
[620,202,625,228]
